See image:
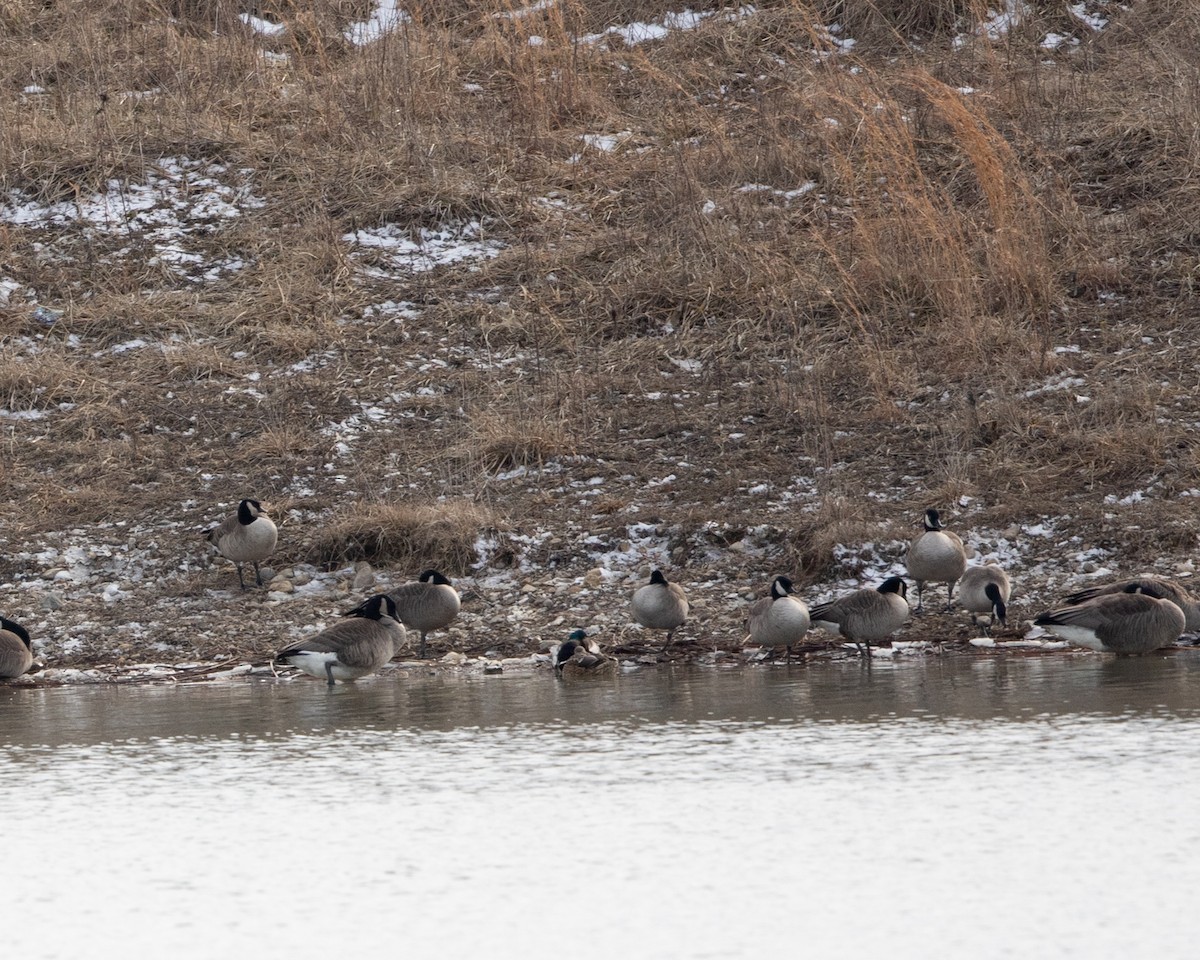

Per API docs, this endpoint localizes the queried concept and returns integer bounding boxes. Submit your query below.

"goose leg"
[325,662,336,687]
[848,632,868,659]
[418,632,428,659]
[254,561,264,587]
[236,563,247,591]
[914,581,925,614]
[944,581,956,612]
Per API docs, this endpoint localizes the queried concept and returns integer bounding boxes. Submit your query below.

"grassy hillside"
[1,1,1198,670]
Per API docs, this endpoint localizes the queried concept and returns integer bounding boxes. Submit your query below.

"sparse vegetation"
[1,1,1199,670]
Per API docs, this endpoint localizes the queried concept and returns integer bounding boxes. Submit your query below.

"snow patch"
[0,157,263,282]
[344,220,504,274]
[344,0,410,46]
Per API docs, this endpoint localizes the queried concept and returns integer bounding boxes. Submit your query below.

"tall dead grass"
[0,0,1197,581]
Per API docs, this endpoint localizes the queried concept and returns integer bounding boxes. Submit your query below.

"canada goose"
[207,498,278,590]
[554,629,618,680]
[809,576,910,658]
[906,508,967,613]
[958,564,1011,634]
[745,575,811,660]
[387,569,461,658]
[0,616,33,679]
[631,569,689,649]
[1063,577,1200,633]
[1034,593,1185,656]
[275,594,406,686]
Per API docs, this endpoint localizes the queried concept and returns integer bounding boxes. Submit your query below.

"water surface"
[3,656,1200,958]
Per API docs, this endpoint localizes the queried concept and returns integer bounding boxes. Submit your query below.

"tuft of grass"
[305,500,495,571]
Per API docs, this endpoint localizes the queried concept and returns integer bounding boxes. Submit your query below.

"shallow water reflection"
[4,656,1200,959]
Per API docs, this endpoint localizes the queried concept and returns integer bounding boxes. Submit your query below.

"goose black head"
[984,583,1007,626]
[237,499,265,525]
[649,570,668,586]
[419,569,453,586]
[344,595,396,621]
[878,576,908,597]
[0,616,31,650]
[923,508,943,531]
[771,576,794,599]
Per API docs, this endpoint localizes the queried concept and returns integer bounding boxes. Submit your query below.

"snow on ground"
[344,0,410,46]
[239,13,286,37]
[343,219,505,274]
[495,0,557,21]
[0,157,262,282]
[578,5,758,47]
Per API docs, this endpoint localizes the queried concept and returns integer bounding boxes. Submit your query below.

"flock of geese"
[1,504,1196,685]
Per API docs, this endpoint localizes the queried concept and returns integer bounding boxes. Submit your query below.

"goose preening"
[906,508,968,613]
[631,570,689,650]
[0,617,33,679]
[745,575,810,660]
[1063,576,1200,633]
[1034,592,1185,656]
[206,498,278,590]
[958,564,1011,635]
[809,576,910,658]
[387,569,461,658]
[275,595,406,685]
[554,629,618,680]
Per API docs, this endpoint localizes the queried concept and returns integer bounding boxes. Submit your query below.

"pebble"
[268,578,294,594]
[584,568,605,587]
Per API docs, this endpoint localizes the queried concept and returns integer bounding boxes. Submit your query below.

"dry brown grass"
[306,499,495,570]
[0,0,1198,603]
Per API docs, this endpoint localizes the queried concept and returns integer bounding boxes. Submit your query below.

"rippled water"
[4,656,1200,959]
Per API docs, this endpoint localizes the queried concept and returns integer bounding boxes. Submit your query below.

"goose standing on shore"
[206,498,278,590]
[554,629,618,679]
[631,570,690,650]
[387,569,461,658]
[745,575,810,660]
[906,509,967,613]
[809,576,910,659]
[1062,576,1200,633]
[1034,592,1185,655]
[275,595,406,685]
[0,616,33,679]
[959,564,1011,634]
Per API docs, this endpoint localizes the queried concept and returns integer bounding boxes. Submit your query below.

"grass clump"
[306,500,495,571]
